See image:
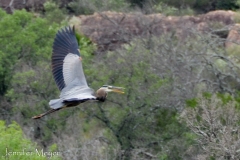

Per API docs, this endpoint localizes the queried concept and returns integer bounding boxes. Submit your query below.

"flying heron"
[32,26,124,119]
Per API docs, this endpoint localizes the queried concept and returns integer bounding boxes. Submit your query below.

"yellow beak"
[111,87,125,94]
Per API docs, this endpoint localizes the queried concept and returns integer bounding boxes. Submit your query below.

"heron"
[32,26,124,119]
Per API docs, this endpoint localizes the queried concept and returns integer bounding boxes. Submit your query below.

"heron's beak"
[111,86,125,94]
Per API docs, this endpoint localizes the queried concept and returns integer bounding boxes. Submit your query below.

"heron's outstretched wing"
[52,26,88,91]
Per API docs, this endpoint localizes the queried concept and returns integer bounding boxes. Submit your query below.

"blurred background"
[1,0,240,159]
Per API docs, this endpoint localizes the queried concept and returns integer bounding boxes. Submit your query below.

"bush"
[138,0,240,14]
[0,120,61,160]
[68,0,131,15]
[43,1,67,24]
[182,93,240,159]
[0,8,58,95]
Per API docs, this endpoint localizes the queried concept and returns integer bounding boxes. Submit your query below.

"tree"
[74,20,240,158]
[75,37,197,159]
[182,93,240,159]
[0,8,58,96]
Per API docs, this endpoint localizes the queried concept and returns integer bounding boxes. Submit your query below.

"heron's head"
[100,85,125,94]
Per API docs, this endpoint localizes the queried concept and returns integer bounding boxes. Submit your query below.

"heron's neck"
[96,88,107,102]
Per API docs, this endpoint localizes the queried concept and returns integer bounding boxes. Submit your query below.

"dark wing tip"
[53,25,80,56]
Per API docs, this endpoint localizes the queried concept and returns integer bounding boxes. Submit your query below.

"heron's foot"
[32,114,43,119]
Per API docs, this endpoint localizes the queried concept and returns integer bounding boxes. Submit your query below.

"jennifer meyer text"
[4,148,61,158]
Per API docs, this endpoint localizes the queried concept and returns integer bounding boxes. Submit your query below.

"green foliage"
[138,0,240,14]
[0,8,58,95]
[68,0,131,15]
[153,2,195,16]
[49,143,58,152]
[43,1,67,24]
[78,37,193,159]
[196,0,239,12]
[217,93,233,105]
[2,2,240,159]
[182,93,240,159]
[127,0,144,7]
[81,31,239,158]
[156,0,195,8]
[161,0,240,12]
[186,98,198,108]
[0,120,61,160]
[75,32,96,59]
[0,8,67,147]
[77,31,240,158]
[202,92,212,99]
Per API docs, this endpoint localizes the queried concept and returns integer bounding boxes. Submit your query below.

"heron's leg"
[32,108,61,119]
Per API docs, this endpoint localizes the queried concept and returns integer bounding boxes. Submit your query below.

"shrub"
[0,120,61,160]
[182,93,240,159]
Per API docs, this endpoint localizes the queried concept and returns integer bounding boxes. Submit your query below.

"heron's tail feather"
[49,99,64,109]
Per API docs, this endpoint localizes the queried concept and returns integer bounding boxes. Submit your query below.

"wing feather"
[52,26,81,90]
[52,26,95,102]
[63,53,87,86]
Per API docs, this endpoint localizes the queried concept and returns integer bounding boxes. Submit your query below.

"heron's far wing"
[52,26,85,91]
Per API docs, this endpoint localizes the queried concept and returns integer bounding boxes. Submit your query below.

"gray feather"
[49,99,64,109]
[60,78,96,100]
[63,53,87,87]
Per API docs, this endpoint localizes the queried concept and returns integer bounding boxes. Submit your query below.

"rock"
[78,10,236,53]
[0,1,238,52]
[226,24,240,48]
[0,0,46,13]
